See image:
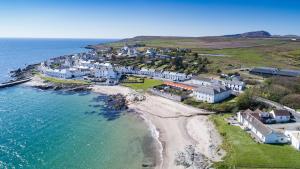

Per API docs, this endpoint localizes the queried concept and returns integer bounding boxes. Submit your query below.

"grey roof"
[273,109,290,116]
[223,79,245,86]
[276,69,300,77]
[192,76,212,82]
[195,85,231,95]
[250,67,277,74]
[250,67,300,77]
[241,109,273,136]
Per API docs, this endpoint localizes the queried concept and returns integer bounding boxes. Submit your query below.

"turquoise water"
[0,39,158,169]
[0,87,155,169]
[0,38,114,83]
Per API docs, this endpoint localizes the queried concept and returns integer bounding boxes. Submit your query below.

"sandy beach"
[25,77,225,169]
[90,85,225,169]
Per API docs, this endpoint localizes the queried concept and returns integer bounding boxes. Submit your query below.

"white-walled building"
[162,71,189,81]
[146,48,156,57]
[285,130,300,150]
[237,109,289,144]
[221,79,245,92]
[93,67,118,79]
[193,85,231,103]
[270,110,291,123]
[43,68,73,79]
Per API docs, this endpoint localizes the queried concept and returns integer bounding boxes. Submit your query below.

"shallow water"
[0,38,159,169]
[0,86,157,169]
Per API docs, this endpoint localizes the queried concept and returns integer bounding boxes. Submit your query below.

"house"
[162,71,189,81]
[285,130,300,150]
[221,79,245,92]
[237,109,289,144]
[43,68,73,79]
[270,109,291,123]
[145,48,156,57]
[118,45,139,57]
[193,85,231,103]
[93,63,118,80]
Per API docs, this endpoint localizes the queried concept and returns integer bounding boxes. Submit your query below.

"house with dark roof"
[237,109,289,144]
[270,109,291,123]
[193,85,231,103]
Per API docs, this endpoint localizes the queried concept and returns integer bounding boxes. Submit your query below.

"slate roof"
[241,109,273,136]
[191,76,212,82]
[250,67,300,77]
[223,79,245,86]
[194,85,231,95]
[272,109,290,116]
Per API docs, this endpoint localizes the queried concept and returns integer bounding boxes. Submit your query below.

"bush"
[280,94,300,109]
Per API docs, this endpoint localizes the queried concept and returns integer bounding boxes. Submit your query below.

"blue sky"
[0,0,299,38]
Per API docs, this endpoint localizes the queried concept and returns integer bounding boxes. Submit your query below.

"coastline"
[24,76,225,169]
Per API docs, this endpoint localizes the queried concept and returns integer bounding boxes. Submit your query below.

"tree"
[236,89,257,110]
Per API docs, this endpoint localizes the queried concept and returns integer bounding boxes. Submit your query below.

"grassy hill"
[94,36,300,73]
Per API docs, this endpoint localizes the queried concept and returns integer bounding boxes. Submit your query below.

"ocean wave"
[138,113,163,169]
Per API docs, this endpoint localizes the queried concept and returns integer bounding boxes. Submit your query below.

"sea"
[0,38,159,169]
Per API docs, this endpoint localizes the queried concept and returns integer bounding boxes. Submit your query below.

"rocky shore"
[24,76,225,169]
[10,63,39,80]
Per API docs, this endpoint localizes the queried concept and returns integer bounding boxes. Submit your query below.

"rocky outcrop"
[224,31,272,38]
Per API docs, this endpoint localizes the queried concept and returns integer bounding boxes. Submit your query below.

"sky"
[0,0,299,39]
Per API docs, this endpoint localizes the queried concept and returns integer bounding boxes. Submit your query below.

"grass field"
[40,75,91,85]
[121,78,163,91]
[100,37,300,73]
[211,114,300,169]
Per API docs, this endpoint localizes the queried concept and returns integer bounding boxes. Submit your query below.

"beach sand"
[90,85,225,169]
[25,77,225,169]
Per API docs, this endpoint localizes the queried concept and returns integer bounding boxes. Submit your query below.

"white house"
[221,79,245,92]
[285,130,300,150]
[92,63,118,83]
[118,45,139,57]
[237,109,289,144]
[193,85,231,103]
[162,71,189,81]
[270,109,291,123]
[146,48,156,57]
[43,68,73,79]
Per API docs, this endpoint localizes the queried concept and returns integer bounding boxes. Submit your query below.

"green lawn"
[40,75,90,85]
[211,114,300,169]
[121,78,163,91]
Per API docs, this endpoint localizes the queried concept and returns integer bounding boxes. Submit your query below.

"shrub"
[280,94,300,109]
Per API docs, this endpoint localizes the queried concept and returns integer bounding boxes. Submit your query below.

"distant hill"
[223,31,272,38]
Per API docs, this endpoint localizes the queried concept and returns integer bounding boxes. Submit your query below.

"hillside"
[92,31,300,73]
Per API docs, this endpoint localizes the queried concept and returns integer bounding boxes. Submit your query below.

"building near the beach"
[93,67,118,79]
[270,109,291,123]
[190,76,245,92]
[237,109,289,144]
[162,71,189,81]
[221,79,245,92]
[285,130,300,150]
[43,68,73,79]
[193,85,231,103]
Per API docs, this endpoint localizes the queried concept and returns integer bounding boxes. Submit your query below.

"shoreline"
[24,75,225,169]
